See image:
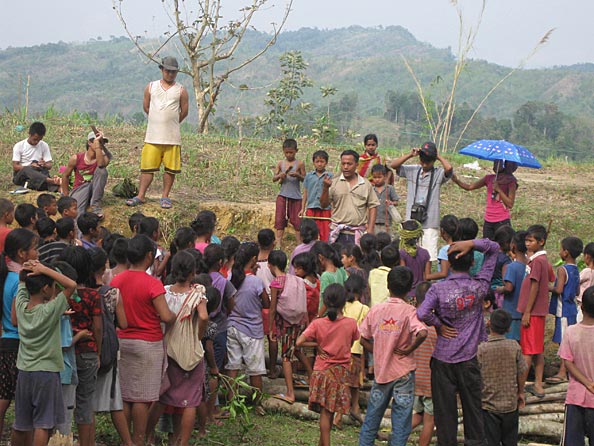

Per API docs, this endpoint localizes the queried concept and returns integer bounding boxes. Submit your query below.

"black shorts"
[0,339,19,400]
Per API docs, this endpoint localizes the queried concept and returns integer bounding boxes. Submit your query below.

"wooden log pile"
[262,379,566,444]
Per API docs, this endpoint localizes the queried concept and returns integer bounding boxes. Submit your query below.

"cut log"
[520,413,564,423]
[518,418,563,437]
[519,403,565,415]
[526,392,566,404]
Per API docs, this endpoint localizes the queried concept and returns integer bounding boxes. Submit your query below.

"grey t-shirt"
[398,165,451,229]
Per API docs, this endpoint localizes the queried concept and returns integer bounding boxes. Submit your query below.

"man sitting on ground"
[12,122,60,191]
[61,129,111,219]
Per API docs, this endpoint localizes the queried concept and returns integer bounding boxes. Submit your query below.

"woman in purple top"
[288,219,319,275]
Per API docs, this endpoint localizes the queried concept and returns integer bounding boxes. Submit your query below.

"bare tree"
[114,0,293,133]
[402,0,554,152]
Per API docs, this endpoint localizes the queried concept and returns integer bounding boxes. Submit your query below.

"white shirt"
[12,139,52,167]
[145,81,183,145]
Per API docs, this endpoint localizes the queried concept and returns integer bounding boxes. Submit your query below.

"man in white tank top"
[126,56,189,209]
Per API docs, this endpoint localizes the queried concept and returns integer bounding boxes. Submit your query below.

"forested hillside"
[1,26,593,158]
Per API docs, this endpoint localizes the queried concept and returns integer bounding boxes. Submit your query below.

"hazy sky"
[1,0,592,68]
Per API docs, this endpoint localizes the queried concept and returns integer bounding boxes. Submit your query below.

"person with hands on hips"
[391,142,453,262]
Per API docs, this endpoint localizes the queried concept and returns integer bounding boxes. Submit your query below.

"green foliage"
[262,51,314,137]
[218,374,260,441]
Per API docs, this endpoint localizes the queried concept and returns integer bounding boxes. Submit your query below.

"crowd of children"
[0,135,592,446]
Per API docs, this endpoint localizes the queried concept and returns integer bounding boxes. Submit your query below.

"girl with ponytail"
[297,283,359,446]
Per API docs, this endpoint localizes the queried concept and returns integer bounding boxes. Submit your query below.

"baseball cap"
[87,131,109,143]
[420,142,437,159]
[159,56,179,71]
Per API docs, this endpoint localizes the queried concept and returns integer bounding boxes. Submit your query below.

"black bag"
[410,203,428,223]
[112,178,138,199]
[98,286,119,375]
[411,167,435,224]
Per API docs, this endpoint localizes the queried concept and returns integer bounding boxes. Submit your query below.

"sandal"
[160,197,172,209]
[125,196,145,207]
[525,384,545,398]
[90,206,104,220]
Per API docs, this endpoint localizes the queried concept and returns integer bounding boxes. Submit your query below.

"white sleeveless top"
[145,80,183,145]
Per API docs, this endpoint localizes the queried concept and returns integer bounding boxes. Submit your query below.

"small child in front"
[12,260,77,446]
[547,236,582,384]
[296,284,359,446]
[301,150,332,242]
[368,244,400,307]
[559,286,594,445]
[358,266,428,446]
[272,138,305,248]
[517,224,550,398]
[478,309,527,446]
[411,282,437,446]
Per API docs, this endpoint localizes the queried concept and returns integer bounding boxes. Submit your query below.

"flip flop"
[545,376,568,385]
[125,196,145,207]
[349,411,364,425]
[272,393,294,405]
[525,384,545,398]
[160,197,172,209]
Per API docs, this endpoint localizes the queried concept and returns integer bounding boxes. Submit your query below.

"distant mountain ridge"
[0,26,593,123]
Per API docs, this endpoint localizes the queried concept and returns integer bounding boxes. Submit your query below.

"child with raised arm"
[12,260,77,446]
[559,286,594,445]
[478,309,527,446]
[273,138,306,248]
[359,266,428,446]
[547,236,583,384]
[301,150,332,242]
[296,284,359,446]
[517,224,551,398]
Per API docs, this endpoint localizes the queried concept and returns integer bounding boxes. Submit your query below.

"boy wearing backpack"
[268,250,311,404]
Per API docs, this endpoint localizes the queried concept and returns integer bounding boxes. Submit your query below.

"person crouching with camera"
[391,142,453,262]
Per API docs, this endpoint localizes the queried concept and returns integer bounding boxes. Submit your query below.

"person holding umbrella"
[452,160,518,240]
[453,139,542,240]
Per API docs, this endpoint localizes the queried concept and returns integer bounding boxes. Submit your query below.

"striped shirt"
[414,326,437,397]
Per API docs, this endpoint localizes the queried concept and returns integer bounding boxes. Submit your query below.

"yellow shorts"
[140,143,181,174]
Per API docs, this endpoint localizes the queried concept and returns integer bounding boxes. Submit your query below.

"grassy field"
[0,114,592,445]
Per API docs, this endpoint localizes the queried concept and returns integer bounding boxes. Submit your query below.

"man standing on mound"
[126,56,189,209]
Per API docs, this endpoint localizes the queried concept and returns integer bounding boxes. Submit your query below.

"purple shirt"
[417,239,499,363]
[399,247,430,297]
[228,275,265,339]
[288,241,316,275]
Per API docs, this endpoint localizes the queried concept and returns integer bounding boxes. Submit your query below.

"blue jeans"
[359,372,415,446]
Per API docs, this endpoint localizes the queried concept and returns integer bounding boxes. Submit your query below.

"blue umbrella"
[459,140,542,169]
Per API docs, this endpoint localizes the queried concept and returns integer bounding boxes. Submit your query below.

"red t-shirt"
[517,252,551,317]
[69,287,102,354]
[304,278,320,323]
[302,316,359,371]
[111,270,167,342]
[0,227,12,254]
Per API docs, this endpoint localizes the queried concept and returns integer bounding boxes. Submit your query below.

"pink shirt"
[484,174,516,223]
[302,316,359,371]
[559,323,594,408]
[517,252,551,317]
[360,297,427,384]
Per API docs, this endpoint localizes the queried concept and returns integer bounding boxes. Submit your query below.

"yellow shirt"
[368,266,391,308]
[343,300,370,355]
